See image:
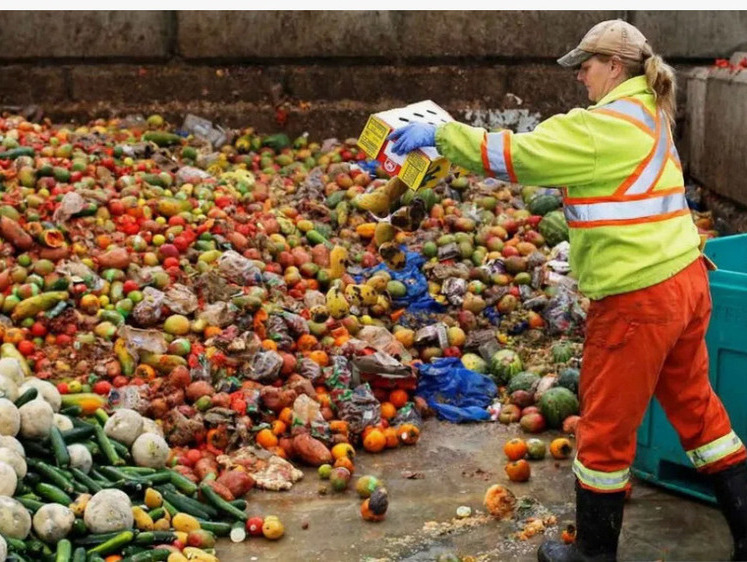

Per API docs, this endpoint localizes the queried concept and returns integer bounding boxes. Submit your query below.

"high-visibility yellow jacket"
[434,75,701,300]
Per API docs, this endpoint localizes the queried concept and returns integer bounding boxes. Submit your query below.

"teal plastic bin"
[632,234,747,503]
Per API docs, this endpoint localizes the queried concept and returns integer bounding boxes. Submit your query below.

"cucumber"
[4,537,27,552]
[23,471,41,487]
[7,554,30,562]
[86,530,134,556]
[60,405,83,417]
[123,549,171,562]
[169,470,198,495]
[72,546,87,562]
[121,545,148,557]
[18,440,50,459]
[72,531,123,546]
[0,147,35,160]
[50,426,71,468]
[230,520,247,543]
[147,507,165,521]
[14,388,38,407]
[161,499,177,518]
[70,517,88,537]
[134,531,177,546]
[16,496,45,512]
[28,459,75,494]
[93,408,109,425]
[110,438,131,460]
[55,539,72,562]
[161,490,216,519]
[93,424,124,466]
[229,499,247,510]
[142,132,182,147]
[195,519,232,537]
[71,467,103,493]
[34,482,73,505]
[120,467,157,476]
[199,484,248,521]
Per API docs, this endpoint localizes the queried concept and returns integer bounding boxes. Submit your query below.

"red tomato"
[57,382,69,395]
[30,322,47,338]
[186,449,203,465]
[17,340,35,356]
[246,517,264,537]
[112,375,129,388]
[122,280,139,294]
[93,381,112,395]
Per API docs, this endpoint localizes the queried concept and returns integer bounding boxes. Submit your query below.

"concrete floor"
[217,419,732,562]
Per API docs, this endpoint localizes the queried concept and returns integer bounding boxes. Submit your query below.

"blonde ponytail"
[644,54,677,127]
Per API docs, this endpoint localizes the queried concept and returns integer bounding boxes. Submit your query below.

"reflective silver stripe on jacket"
[565,192,688,224]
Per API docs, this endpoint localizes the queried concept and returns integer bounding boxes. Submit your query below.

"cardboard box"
[357,100,453,190]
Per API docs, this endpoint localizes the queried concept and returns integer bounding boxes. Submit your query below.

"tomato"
[17,340,35,356]
[30,322,47,338]
[93,381,112,395]
[112,375,129,388]
[57,382,70,395]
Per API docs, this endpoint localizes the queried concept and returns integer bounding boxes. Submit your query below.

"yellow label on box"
[357,116,390,158]
[401,152,429,189]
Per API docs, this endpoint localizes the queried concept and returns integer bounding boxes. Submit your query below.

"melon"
[461,353,488,374]
[551,341,575,363]
[489,350,523,384]
[507,371,541,394]
[539,210,569,247]
[528,193,562,216]
[538,387,579,429]
[557,368,580,395]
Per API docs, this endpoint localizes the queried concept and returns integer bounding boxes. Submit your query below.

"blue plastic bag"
[355,249,445,313]
[416,357,497,423]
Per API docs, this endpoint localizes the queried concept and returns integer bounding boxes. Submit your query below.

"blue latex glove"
[387,122,437,156]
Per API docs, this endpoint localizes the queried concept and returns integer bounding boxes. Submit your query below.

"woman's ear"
[610,56,625,79]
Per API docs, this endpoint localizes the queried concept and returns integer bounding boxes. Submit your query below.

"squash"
[538,387,580,429]
[32,503,75,543]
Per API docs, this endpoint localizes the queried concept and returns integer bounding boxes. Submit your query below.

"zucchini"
[50,426,71,468]
[61,426,96,442]
[14,388,38,407]
[28,459,75,494]
[55,539,72,562]
[34,482,73,505]
[169,470,198,495]
[196,519,232,537]
[72,546,87,562]
[200,484,248,521]
[161,491,214,519]
[93,424,124,466]
[123,549,171,562]
[0,146,35,160]
[134,531,177,546]
[86,530,134,556]
[71,467,103,493]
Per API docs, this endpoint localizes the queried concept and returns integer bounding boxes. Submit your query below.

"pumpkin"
[489,349,523,384]
[539,387,580,429]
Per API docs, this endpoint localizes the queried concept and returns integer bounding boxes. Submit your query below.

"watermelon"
[528,193,562,216]
[521,185,541,204]
[507,371,541,394]
[538,387,579,428]
[461,353,488,374]
[557,368,580,395]
[551,341,575,363]
[539,210,569,247]
[489,349,523,384]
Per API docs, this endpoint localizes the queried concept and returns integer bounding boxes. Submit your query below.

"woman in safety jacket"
[388,19,747,562]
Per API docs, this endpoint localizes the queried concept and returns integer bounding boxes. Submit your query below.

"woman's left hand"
[387,122,437,156]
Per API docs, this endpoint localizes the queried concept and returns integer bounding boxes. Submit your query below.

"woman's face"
[577,55,623,103]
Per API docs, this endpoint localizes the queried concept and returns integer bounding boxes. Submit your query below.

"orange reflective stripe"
[503,131,517,183]
[480,133,494,178]
[594,108,654,137]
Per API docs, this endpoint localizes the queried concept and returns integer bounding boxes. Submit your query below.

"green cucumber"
[123,549,171,562]
[230,520,247,543]
[133,531,177,546]
[71,467,103,493]
[0,147,35,160]
[34,482,73,505]
[28,459,75,494]
[19,440,51,459]
[161,499,177,518]
[196,519,232,537]
[16,496,45,512]
[55,539,72,562]
[120,467,157,476]
[72,531,123,546]
[93,408,109,425]
[50,426,71,468]
[146,507,165,521]
[70,517,88,537]
[86,530,134,556]
[110,438,131,460]
[93,424,124,466]
[4,537,27,552]
[161,491,213,519]
[72,546,87,562]
[229,499,247,510]
[14,388,38,407]
[169,470,198,495]
[199,484,248,521]
[60,405,82,417]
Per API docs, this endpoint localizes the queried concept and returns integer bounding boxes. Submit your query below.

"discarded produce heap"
[0,113,717,560]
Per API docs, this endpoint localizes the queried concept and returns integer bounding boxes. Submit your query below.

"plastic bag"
[416,357,497,423]
[298,357,323,384]
[198,302,236,328]
[292,394,323,426]
[131,287,165,327]
[249,351,283,384]
[542,285,587,336]
[175,165,212,185]
[164,284,199,315]
[355,250,445,313]
[53,192,87,223]
[335,383,381,436]
[119,325,168,355]
[218,250,262,286]
[356,326,410,360]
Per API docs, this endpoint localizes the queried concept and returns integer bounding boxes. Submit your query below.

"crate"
[632,234,747,503]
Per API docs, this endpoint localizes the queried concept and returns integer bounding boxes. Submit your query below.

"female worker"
[388,19,747,562]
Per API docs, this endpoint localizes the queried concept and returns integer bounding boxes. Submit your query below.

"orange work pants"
[574,257,746,493]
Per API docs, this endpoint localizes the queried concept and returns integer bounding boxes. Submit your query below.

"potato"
[32,503,75,543]
[53,414,74,432]
[84,489,133,533]
[0,375,19,402]
[131,433,170,469]
[19,379,61,412]
[0,399,20,437]
[0,447,26,479]
[18,399,54,440]
[0,436,24,457]
[67,444,93,474]
[0,461,17,497]
[104,408,144,447]
[0,496,31,539]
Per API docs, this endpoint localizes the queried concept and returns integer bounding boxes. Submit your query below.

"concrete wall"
[0,11,745,140]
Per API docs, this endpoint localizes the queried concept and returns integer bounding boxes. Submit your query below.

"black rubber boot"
[538,480,625,562]
[712,462,747,561]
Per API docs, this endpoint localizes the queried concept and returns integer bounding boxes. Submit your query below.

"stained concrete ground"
[217,419,732,562]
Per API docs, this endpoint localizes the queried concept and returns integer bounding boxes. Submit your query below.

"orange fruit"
[396,424,420,446]
[296,334,318,351]
[279,407,294,427]
[308,350,329,367]
[503,438,528,461]
[383,427,399,449]
[331,442,356,461]
[363,429,387,453]
[505,459,531,482]
[271,420,287,436]
[334,456,355,473]
[203,326,223,339]
[550,438,573,460]
[256,428,278,449]
[329,420,349,435]
[262,339,278,351]
[380,402,397,420]
[389,389,408,409]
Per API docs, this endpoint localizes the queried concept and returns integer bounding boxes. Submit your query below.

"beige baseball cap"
[558,19,652,68]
